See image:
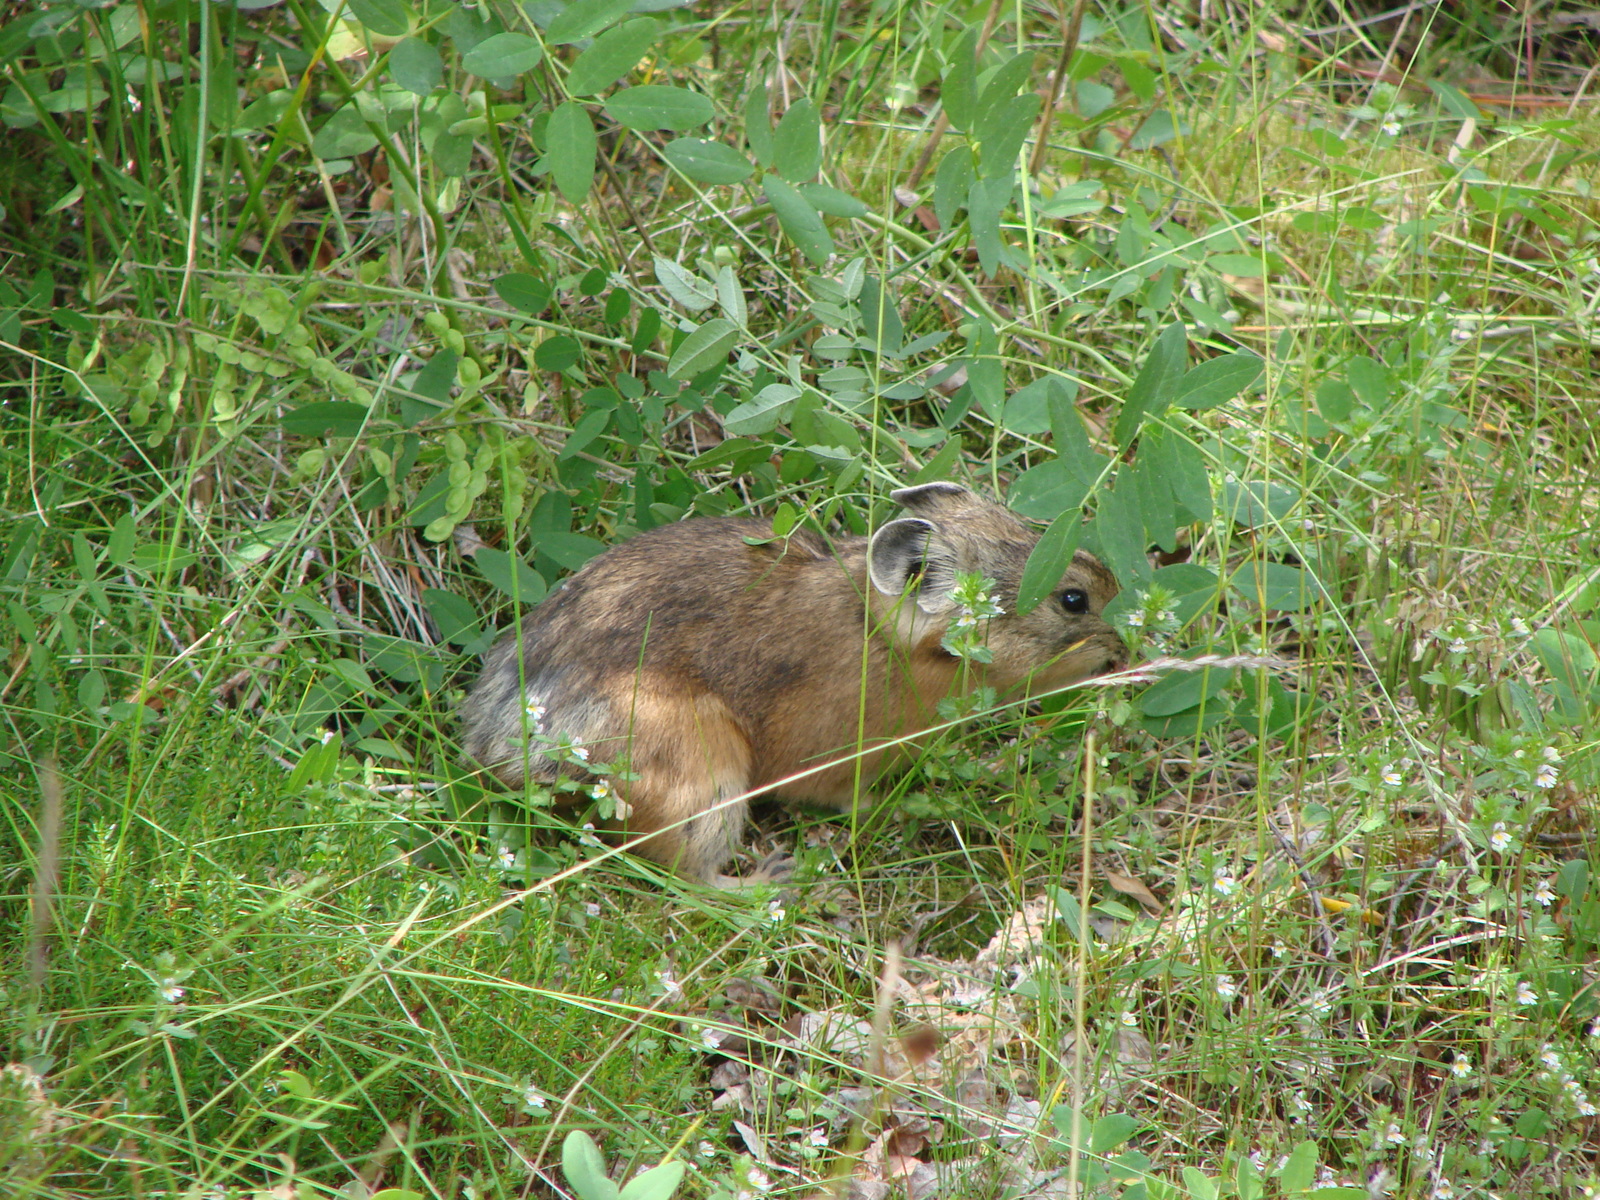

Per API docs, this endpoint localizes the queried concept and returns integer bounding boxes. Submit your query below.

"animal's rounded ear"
[889,481,978,516]
[868,517,959,613]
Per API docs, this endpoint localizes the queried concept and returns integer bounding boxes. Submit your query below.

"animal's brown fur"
[459,482,1128,884]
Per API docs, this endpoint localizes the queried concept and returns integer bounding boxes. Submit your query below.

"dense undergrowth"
[2,0,1599,1197]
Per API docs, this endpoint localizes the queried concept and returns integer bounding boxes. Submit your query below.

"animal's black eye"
[1059,588,1089,615]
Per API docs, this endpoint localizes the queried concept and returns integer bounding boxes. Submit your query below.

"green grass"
[4,0,1600,1197]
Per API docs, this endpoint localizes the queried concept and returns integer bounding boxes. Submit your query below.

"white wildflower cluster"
[1489,822,1513,853]
[940,572,1004,662]
[1118,585,1179,652]
[1537,1044,1599,1117]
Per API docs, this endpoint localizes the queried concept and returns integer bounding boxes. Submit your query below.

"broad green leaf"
[547,0,634,45]
[773,97,821,182]
[461,32,543,78]
[1428,79,1481,119]
[311,105,378,158]
[1128,108,1187,148]
[389,37,442,95]
[618,1161,686,1200]
[348,0,409,37]
[493,273,553,315]
[941,27,979,132]
[1346,355,1388,408]
[967,174,1012,277]
[714,264,747,326]
[1230,561,1319,612]
[722,384,799,435]
[653,257,716,311]
[1113,321,1186,449]
[1016,510,1082,614]
[966,317,1002,418]
[559,408,613,459]
[799,183,867,217]
[470,548,547,605]
[422,588,482,645]
[566,18,659,95]
[1171,350,1263,411]
[1207,252,1265,277]
[1091,485,1149,587]
[1276,1141,1319,1194]
[974,50,1036,123]
[534,335,581,372]
[1005,374,1076,435]
[744,79,774,167]
[281,401,372,438]
[667,317,738,379]
[932,147,973,229]
[977,92,1040,174]
[1139,660,1231,716]
[1090,1113,1142,1154]
[763,175,832,265]
[1009,461,1090,521]
[604,85,713,130]
[546,102,597,203]
[662,137,754,183]
[562,1131,621,1200]
[533,532,607,572]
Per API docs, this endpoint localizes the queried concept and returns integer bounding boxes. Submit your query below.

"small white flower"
[1212,865,1239,897]
[319,728,337,745]
[160,985,185,1003]
[1384,1122,1407,1145]
[1271,941,1287,959]
[1535,765,1558,789]
[767,901,786,924]
[746,1167,770,1193]
[1579,1096,1598,1118]
[1510,617,1531,636]
[524,700,547,727]
[572,744,590,762]
[1516,980,1538,1006]
[698,1141,717,1158]
[1215,974,1239,1000]
[1542,745,1561,764]
[1123,610,1146,628]
[807,1128,829,1147]
[657,970,683,1001]
[1381,769,1403,788]
[1382,118,1402,137]
[496,846,517,869]
[700,1026,726,1050]
[523,1086,547,1109]
[1588,1018,1600,1040]
[1119,1010,1137,1027]
[1447,637,1468,654]
[1489,822,1511,852]
[1308,989,1333,1017]
[583,902,601,918]
[1450,1054,1471,1078]
[1156,609,1176,626]
[590,780,611,802]
[1534,878,1555,906]
[1431,1178,1455,1200]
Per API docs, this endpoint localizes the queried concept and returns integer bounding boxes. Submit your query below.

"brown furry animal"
[459,482,1127,885]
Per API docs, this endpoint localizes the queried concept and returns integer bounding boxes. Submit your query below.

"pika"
[459,482,1127,885]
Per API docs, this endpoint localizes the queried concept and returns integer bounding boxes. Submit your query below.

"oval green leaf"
[548,0,634,45]
[773,97,821,182]
[1016,510,1083,615]
[546,102,597,203]
[461,33,543,79]
[566,18,659,95]
[763,174,832,266]
[662,137,754,184]
[493,273,553,315]
[348,0,409,37]
[389,37,442,94]
[667,318,739,380]
[534,335,582,372]
[1171,351,1264,411]
[604,84,713,131]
